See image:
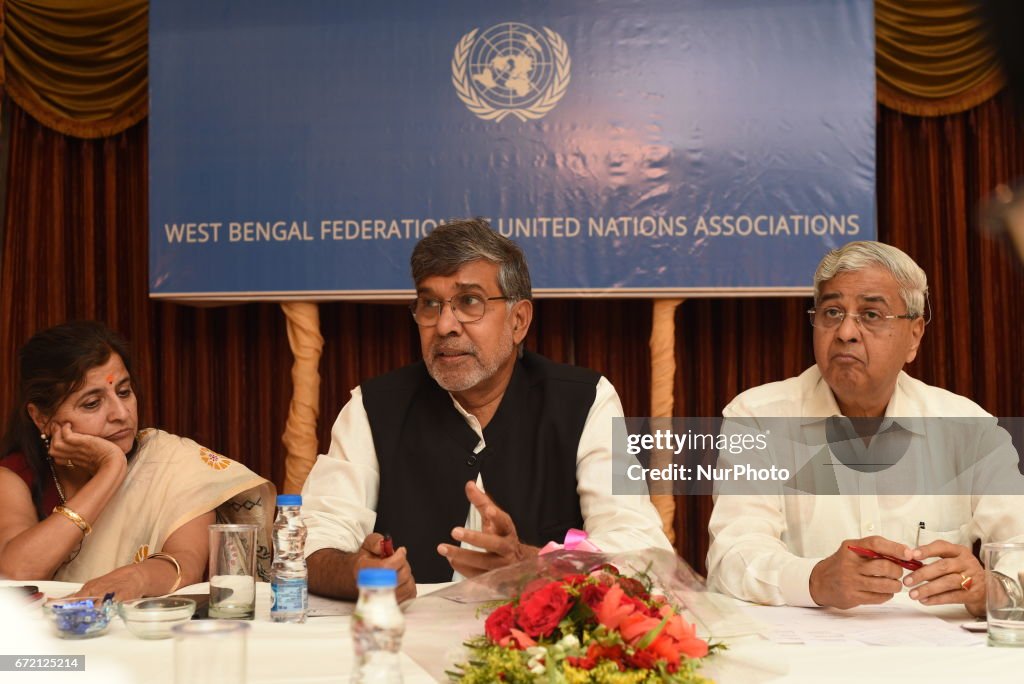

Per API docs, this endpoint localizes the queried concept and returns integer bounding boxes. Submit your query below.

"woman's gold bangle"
[142,551,183,594]
[52,505,92,536]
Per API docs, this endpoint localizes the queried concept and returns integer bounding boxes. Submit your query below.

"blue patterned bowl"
[44,596,116,639]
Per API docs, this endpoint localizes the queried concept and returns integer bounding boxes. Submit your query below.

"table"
[4,581,1024,682]
[1,580,436,683]
[702,594,1024,683]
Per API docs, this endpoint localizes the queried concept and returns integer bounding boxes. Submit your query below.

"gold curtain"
[648,300,684,544]
[876,0,1003,116]
[0,0,147,138]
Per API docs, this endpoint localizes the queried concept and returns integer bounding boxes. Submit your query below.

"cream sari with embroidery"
[54,429,275,583]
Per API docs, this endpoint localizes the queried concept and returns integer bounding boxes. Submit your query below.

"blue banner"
[150,0,875,300]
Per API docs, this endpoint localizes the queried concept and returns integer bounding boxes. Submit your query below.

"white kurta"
[707,366,1024,607]
[301,376,673,579]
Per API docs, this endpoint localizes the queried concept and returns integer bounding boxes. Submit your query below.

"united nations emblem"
[452,22,571,122]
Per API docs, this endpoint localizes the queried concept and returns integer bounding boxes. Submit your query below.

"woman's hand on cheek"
[48,424,127,475]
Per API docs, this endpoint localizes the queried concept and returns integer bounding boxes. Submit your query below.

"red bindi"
[106,374,114,384]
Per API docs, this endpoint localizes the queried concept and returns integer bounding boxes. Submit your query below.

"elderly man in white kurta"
[707,241,1024,617]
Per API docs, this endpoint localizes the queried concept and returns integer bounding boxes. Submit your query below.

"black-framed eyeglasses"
[409,293,509,327]
[807,306,919,333]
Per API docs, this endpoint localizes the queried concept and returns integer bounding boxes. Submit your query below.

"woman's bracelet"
[142,552,183,594]
[52,505,92,536]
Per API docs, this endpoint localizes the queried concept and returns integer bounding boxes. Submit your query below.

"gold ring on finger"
[960,573,973,591]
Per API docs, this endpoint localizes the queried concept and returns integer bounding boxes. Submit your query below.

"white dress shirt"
[302,376,672,578]
[707,365,1024,607]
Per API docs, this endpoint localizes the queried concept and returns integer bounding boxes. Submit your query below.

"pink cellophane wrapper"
[431,548,749,634]
[539,528,601,554]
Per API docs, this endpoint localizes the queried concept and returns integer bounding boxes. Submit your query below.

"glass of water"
[173,620,249,684]
[208,523,259,619]
[983,542,1024,647]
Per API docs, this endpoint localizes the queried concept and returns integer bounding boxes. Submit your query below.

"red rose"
[579,582,610,611]
[516,582,572,637]
[520,577,554,600]
[566,655,593,670]
[600,644,626,669]
[568,643,626,671]
[484,603,516,643]
[628,647,660,670]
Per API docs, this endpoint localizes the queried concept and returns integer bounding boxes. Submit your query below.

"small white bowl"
[118,597,196,639]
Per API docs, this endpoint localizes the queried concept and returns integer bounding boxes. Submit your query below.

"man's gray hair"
[813,241,928,317]
[410,218,532,300]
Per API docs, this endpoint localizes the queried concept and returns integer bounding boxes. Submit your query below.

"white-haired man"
[707,241,1024,616]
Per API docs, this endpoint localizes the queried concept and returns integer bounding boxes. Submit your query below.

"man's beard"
[425,326,515,393]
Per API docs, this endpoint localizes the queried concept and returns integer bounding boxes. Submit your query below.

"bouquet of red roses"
[449,560,719,683]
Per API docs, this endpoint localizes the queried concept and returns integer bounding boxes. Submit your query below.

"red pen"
[847,544,922,570]
[380,534,395,558]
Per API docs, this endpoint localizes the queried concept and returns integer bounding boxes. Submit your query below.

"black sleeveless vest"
[361,350,599,582]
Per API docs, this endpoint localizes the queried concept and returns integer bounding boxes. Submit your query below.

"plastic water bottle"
[270,494,308,623]
[352,568,405,683]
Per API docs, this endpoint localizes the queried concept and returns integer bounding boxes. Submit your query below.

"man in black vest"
[302,219,671,601]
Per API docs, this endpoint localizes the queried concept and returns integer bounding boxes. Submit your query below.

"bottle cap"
[357,568,398,588]
[276,494,302,506]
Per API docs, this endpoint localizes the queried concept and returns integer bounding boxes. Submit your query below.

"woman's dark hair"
[0,321,136,516]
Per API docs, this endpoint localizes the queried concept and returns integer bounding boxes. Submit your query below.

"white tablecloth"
[701,594,1024,683]
[4,580,1024,682]
[1,580,437,683]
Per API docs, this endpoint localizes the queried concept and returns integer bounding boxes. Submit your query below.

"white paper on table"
[307,593,355,617]
[307,583,452,617]
[741,603,984,647]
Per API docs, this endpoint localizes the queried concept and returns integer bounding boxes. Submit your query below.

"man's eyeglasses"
[410,293,509,327]
[807,306,919,333]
